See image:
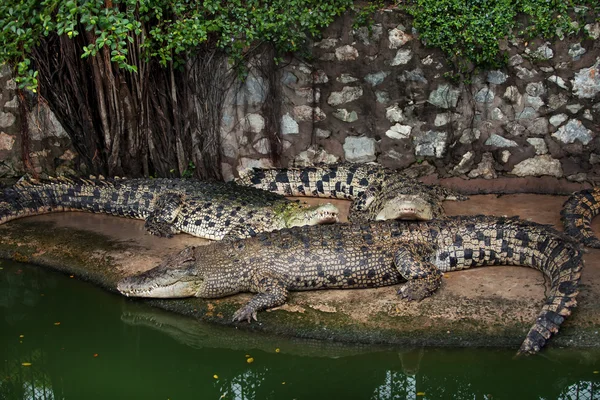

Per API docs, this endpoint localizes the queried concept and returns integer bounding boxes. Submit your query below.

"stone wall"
[0,65,77,180]
[2,10,599,183]
[221,10,600,182]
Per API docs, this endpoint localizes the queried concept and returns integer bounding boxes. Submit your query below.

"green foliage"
[353,1,385,30]
[0,0,353,91]
[400,0,595,71]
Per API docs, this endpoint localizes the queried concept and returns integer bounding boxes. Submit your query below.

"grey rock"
[487,70,508,84]
[548,93,569,110]
[294,87,319,103]
[4,95,18,109]
[501,150,511,163]
[335,45,359,61]
[337,74,358,83]
[293,105,326,122]
[294,145,339,166]
[459,128,481,144]
[0,64,11,79]
[253,138,271,154]
[421,55,434,65]
[516,107,537,120]
[332,109,358,122]
[313,70,329,84]
[242,113,265,133]
[343,136,376,162]
[503,86,521,104]
[572,61,600,99]
[529,43,554,60]
[281,71,298,87]
[549,113,568,126]
[0,132,15,151]
[315,128,331,138]
[590,153,600,164]
[540,67,554,73]
[385,104,405,123]
[235,75,266,105]
[504,122,527,136]
[427,84,460,109]
[547,75,568,90]
[398,68,428,84]
[327,86,364,106]
[390,49,413,66]
[552,119,593,145]
[364,71,390,87]
[527,138,548,155]
[584,109,593,121]
[515,66,537,80]
[375,91,390,104]
[5,79,16,90]
[314,38,338,49]
[434,113,450,126]
[568,43,586,60]
[510,155,562,177]
[413,130,448,158]
[319,53,335,62]
[566,104,583,114]
[491,107,505,121]
[468,153,497,179]
[525,82,546,97]
[354,24,383,46]
[237,158,274,176]
[509,54,524,66]
[452,151,475,174]
[0,111,16,128]
[388,26,412,48]
[526,118,549,136]
[484,134,518,148]
[584,22,600,40]
[525,95,545,111]
[281,113,299,135]
[474,87,495,103]
[386,123,412,139]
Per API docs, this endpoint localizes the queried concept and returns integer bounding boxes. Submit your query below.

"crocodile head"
[374,195,435,221]
[280,202,339,228]
[117,247,201,298]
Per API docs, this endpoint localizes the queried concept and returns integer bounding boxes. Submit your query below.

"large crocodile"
[235,163,466,222]
[0,176,338,240]
[561,186,600,248]
[118,215,582,354]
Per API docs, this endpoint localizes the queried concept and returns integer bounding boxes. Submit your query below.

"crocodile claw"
[232,305,258,323]
[397,281,433,302]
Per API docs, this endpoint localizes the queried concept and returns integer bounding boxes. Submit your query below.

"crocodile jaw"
[374,196,433,221]
[117,247,202,298]
[286,203,339,228]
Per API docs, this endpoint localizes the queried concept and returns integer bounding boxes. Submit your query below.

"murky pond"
[1,260,599,400]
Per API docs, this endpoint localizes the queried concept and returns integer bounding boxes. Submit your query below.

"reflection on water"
[1,260,599,400]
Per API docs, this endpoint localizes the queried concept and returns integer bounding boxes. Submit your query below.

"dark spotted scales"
[561,186,600,248]
[0,176,329,240]
[149,215,582,354]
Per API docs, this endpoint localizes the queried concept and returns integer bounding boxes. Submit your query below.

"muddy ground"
[0,193,599,351]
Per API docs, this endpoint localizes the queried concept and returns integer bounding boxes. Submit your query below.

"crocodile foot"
[397,280,436,301]
[232,305,258,323]
[144,219,178,238]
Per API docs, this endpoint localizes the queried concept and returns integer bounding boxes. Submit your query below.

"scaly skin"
[235,163,467,222]
[0,176,339,240]
[118,215,582,354]
[561,186,600,248]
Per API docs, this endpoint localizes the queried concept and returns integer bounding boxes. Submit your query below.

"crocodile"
[117,215,582,354]
[235,163,467,222]
[561,186,600,248]
[0,176,339,241]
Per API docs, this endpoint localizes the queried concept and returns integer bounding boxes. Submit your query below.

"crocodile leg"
[394,242,443,301]
[144,192,184,238]
[221,225,259,241]
[232,273,288,323]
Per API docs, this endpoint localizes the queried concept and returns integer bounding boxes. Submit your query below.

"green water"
[1,260,599,400]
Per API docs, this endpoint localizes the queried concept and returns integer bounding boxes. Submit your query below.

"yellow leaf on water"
[275,348,280,353]
[417,392,426,396]
[69,275,74,278]
[21,363,32,367]
[246,357,254,364]
[19,335,24,338]
[54,322,61,326]
[93,353,99,358]
[282,382,286,385]
[245,354,250,358]
[213,374,219,379]
[594,371,599,374]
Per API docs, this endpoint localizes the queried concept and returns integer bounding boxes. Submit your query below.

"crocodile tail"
[236,164,379,200]
[561,187,600,248]
[517,242,582,355]
[0,176,126,225]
